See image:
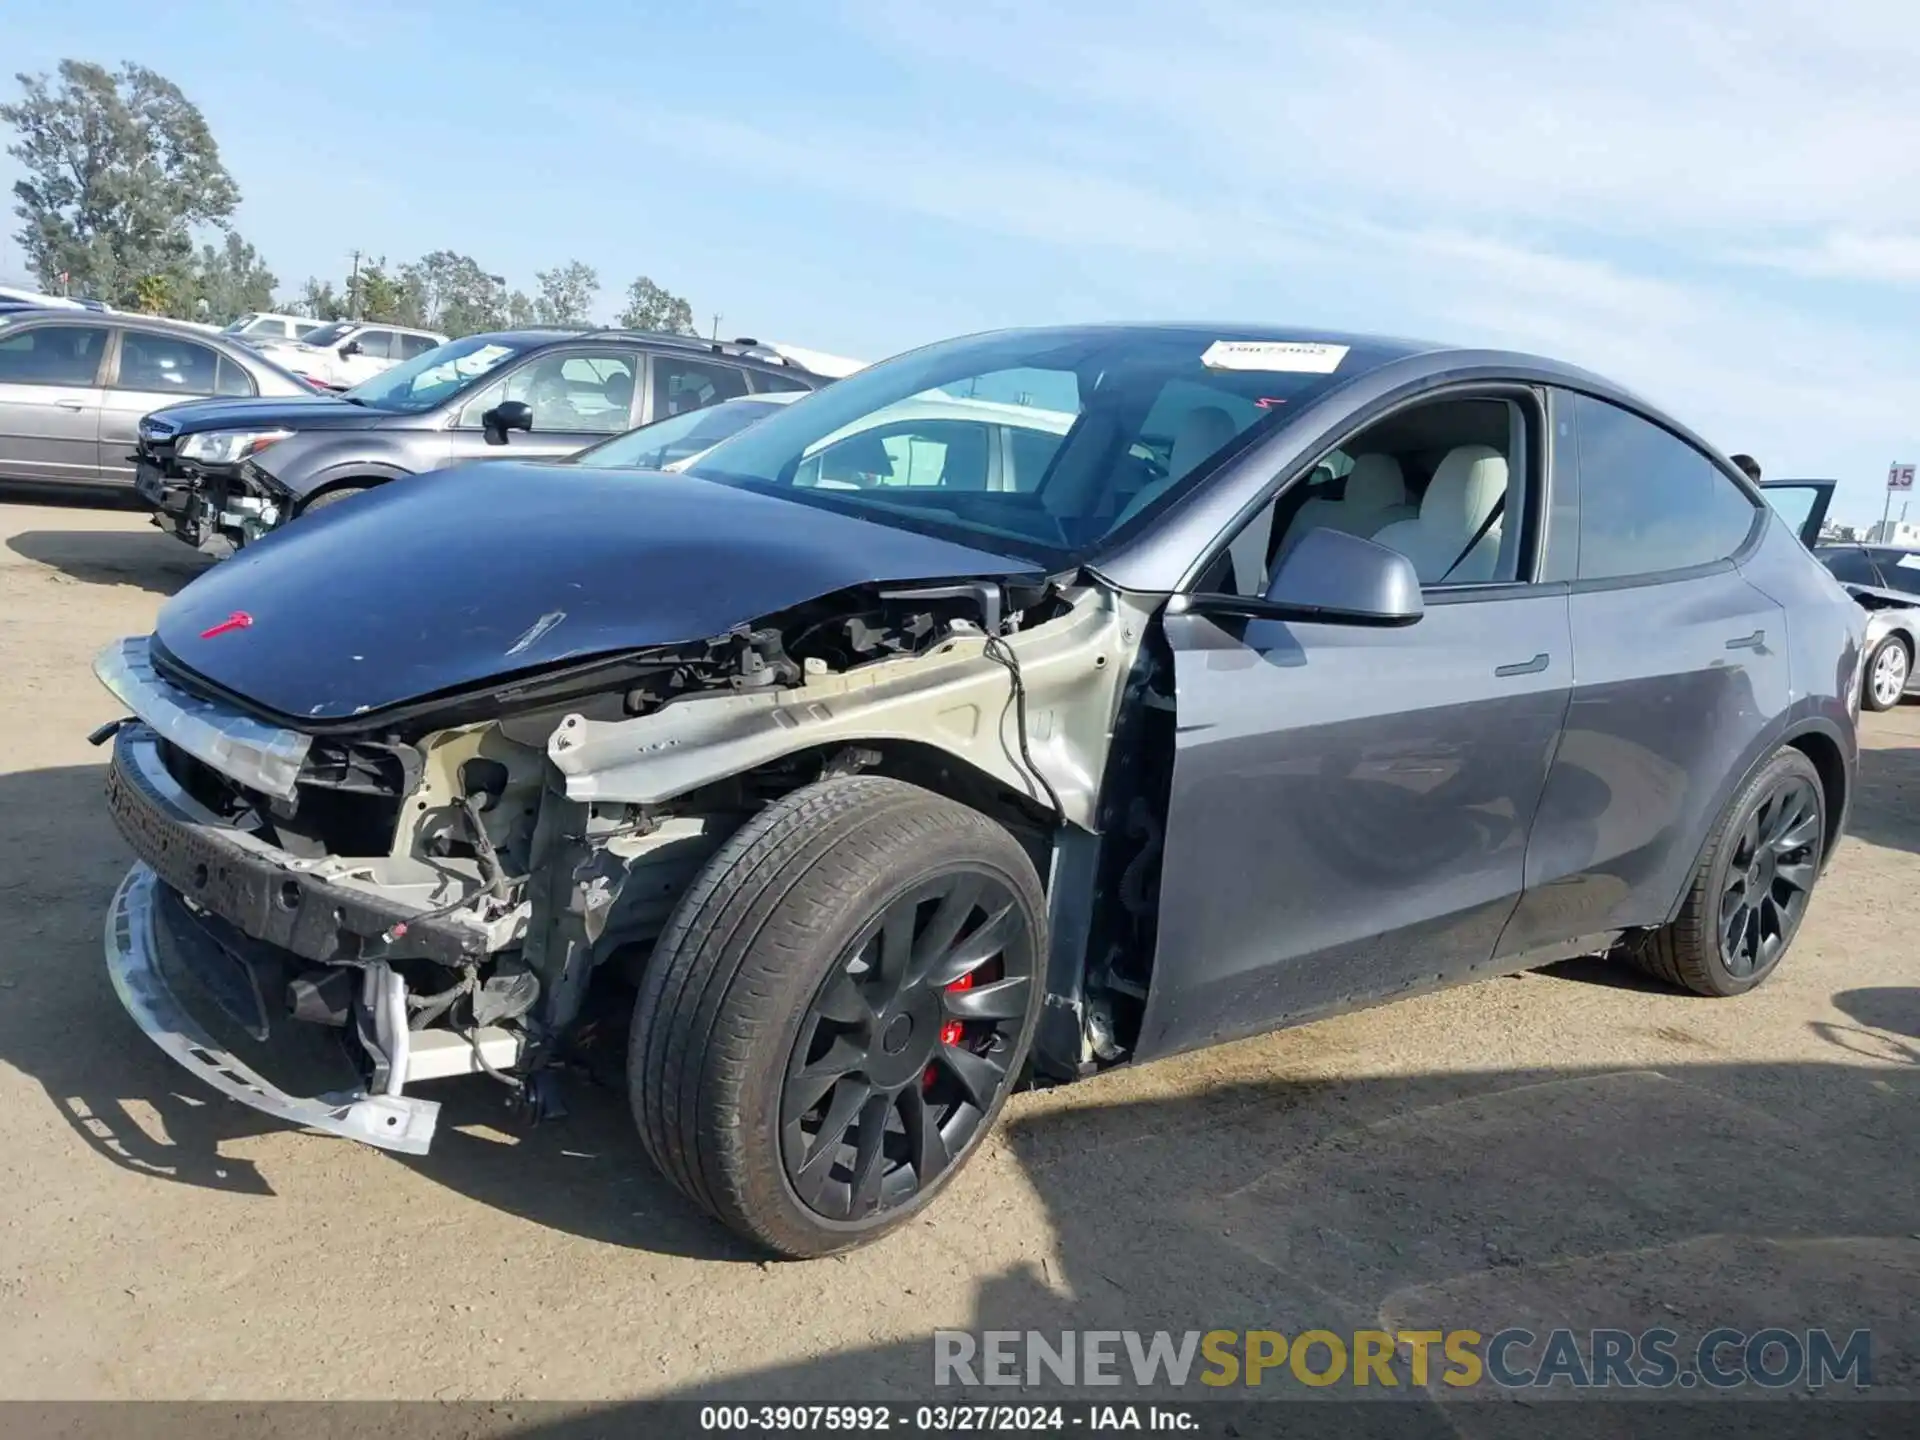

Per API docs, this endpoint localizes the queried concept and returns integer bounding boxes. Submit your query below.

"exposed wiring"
[982,632,1064,819]
[459,794,508,900]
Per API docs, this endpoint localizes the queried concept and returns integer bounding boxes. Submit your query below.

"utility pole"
[711,314,721,341]
[347,249,363,319]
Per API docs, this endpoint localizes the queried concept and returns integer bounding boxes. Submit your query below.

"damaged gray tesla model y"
[91,324,1863,1257]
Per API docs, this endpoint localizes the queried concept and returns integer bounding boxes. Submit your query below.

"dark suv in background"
[135,329,827,549]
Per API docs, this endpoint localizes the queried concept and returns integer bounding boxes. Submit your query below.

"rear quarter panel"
[1727,515,1864,863]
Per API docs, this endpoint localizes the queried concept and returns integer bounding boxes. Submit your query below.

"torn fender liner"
[154,463,1043,722]
[105,865,441,1154]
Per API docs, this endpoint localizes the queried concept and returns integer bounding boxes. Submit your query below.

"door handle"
[1725,630,1766,651]
[53,397,87,411]
[1494,653,1550,677]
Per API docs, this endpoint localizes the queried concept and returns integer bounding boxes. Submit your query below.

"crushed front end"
[91,573,1141,1156]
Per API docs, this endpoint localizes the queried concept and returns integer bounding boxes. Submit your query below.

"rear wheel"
[1630,747,1825,997]
[629,776,1047,1258]
[1864,635,1910,712]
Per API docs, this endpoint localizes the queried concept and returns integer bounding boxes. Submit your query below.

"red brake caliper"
[924,970,973,1089]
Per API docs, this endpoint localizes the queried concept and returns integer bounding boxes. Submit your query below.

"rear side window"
[0,324,108,385]
[354,330,394,360]
[1572,394,1756,581]
[118,332,221,395]
[653,357,750,417]
[753,369,811,394]
[215,355,255,397]
[398,333,438,360]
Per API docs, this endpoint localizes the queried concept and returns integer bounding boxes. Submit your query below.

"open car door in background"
[1759,479,1836,549]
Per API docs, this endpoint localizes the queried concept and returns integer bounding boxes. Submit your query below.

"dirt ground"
[0,495,1916,1411]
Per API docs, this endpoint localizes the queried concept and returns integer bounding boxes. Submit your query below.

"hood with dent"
[147,394,400,435]
[154,463,1044,723]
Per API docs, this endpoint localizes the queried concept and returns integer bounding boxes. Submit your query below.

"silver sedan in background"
[0,310,318,495]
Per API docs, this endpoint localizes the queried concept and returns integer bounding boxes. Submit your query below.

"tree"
[185,230,275,323]
[398,249,511,337]
[1,60,240,306]
[296,277,347,321]
[347,259,409,324]
[506,289,537,327]
[534,260,598,326]
[617,275,694,334]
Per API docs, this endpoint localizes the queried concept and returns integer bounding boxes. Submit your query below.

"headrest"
[1422,445,1507,527]
[1344,453,1408,511]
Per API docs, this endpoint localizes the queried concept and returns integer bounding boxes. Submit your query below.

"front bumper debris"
[105,720,486,967]
[105,864,442,1154]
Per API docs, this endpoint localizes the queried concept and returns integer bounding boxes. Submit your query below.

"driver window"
[458,351,637,432]
[1216,396,1535,596]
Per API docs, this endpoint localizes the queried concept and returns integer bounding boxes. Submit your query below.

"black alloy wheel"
[1631,746,1826,997]
[1716,772,1822,979]
[782,871,1035,1222]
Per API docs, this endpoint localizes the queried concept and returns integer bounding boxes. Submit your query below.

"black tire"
[1630,747,1825,997]
[629,775,1048,1258]
[300,485,368,515]
[1863,635,1910,712]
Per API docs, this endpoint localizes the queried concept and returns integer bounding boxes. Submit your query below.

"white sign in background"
[1888,463,1915,491]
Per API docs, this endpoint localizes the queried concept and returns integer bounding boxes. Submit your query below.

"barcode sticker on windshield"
[1202,341,1349,374]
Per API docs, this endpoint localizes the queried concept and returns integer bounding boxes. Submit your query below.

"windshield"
[572,395,795,470]
[301,321,355,349]
[221,314,262,334]
[682,326,1401,563]
[342,335,527,413]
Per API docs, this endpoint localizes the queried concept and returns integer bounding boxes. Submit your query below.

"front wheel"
[1864,636,1910,712]
[1629,747,1825,997]
[629,776,1048,1258]
[300,485,369,516]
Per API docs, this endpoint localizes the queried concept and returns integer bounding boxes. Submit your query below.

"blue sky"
[5,0,1919,524]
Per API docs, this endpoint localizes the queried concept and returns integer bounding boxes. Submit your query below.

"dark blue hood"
[154,464,1043,722]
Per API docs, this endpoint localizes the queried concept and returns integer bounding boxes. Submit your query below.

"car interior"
[1208,396,1532,596]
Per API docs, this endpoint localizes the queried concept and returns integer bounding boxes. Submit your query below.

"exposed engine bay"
[95,574,1168,1152]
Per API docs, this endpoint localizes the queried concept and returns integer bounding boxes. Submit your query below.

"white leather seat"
[1371,444,1508,583]
[1112,404,1238,529]
[1274,453,1416,569]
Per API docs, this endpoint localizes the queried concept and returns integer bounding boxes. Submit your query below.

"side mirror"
[338,340,362,358]
[482,400,534,446]
[1184,527,1424,628]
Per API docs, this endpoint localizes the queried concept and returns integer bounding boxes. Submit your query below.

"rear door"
[1505,391,1791,954]
[0,321,111,484]
[642,353,753,425]
[100,328,249,486]
[1758,480,1835,549]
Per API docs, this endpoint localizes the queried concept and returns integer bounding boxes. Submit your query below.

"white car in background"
[222,312,325,344]
[249,319,448,390]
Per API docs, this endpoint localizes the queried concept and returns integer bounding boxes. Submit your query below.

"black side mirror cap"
[339,340,361,357]
[482,400,534,446]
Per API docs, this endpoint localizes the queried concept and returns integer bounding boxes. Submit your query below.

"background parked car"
[0,309,319,494]
[221,312,325,345]
[1815,542,1920,709]
[136,329,830,548]
[564,389,806,471]
[248,319,449,390]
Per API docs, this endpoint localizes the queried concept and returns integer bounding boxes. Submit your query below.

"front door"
[0,322,110,484]
[1141,593,1573,1059]
[444,347,644,464]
